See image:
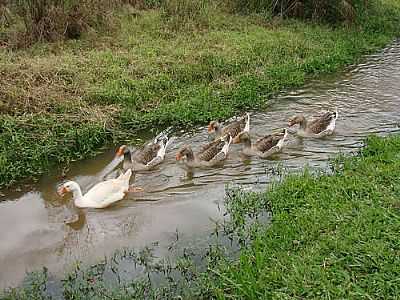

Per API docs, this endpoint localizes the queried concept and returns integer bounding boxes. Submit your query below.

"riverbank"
[1,1,400,188]
[3,134,400,299]
[200,134,400,299]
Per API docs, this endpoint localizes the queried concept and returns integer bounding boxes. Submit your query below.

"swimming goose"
[235,129,288,158]
[208,113,250,142]
[57,169,141,208]
[288,109,338,138]
[116,135,170,171]
[176,135,232,168]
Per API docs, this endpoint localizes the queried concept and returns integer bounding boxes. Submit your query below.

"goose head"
[207,121,221,133]
[176,145,194,161]
[116,145,130,157]
[288,115,306,127]
[57,181,81,197]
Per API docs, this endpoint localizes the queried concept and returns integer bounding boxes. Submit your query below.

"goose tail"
[221,134,233,155]
[333,108,338,120]
[244,113,250,132]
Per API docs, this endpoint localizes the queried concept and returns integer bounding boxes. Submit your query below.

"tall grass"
[8,0,115,46]
[161,0,211,30]
[228,0,366,23]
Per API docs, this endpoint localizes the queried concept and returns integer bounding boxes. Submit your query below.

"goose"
[208,113,250,143]
[116,135,170,171]
[57,169,141,208]
[176,135,232,168]
[288,109,338,138]
[234,129,288,158]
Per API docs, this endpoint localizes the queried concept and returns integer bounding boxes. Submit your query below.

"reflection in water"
[1,40,400,288]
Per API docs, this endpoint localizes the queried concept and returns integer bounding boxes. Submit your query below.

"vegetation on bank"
[202,134,400,299]
[2,134,400,299]
[0,0,400,187]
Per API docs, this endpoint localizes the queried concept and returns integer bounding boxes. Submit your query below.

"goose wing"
[308,111,336,134]
[222,118,246,138]
[132,143,159,165]
[198,138,223,154]
[254,135,280,152]
[197,140,225,162]
[83,179,126,208]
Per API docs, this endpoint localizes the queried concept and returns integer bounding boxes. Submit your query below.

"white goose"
[57,169,141,208]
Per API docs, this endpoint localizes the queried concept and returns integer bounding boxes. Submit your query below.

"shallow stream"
[1,40,400,289]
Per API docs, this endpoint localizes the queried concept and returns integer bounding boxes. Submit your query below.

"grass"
[0,0,400,187]
[200,134,400,299]
[2,134,400,299]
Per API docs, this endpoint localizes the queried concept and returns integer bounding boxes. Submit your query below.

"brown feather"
[197,140,224,162]
[255,134,281,152]
[198,138,223,154]
[222,117,246,138]
[308,112,335,134]
[132,143,160,165]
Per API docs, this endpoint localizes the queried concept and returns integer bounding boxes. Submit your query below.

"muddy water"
[1,40,400,288]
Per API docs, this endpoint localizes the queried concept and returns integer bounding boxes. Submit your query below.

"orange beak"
[176,153,182,161]
[207,124,213,133]
[57,186,68,197]
[116,146,124,157]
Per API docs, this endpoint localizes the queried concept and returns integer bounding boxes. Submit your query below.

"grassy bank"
[201,134,400,299]
[1,1,400,187]
[3,135,400,299]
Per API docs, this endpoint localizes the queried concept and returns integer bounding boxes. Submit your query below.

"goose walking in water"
[234,129,288,158]
[208,113,250,143]
[176,134,233,168]
[57,169,141,208]
[288,109,338,138]
[116,135,171,171]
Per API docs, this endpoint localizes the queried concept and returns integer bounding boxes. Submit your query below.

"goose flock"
[57,109,338,208]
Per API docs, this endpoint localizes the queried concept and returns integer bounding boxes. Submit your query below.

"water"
[1,40,400,289]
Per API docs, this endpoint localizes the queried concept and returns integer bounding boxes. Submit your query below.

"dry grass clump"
[0,55,82,114]
[2,0,117,48]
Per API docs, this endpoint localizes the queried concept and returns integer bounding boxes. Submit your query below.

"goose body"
[288,110,338,138]
[176,135,232,168]
[57,169,134,208]
[235,129,288,158]
[117,136,171,171]
[208,113,250,142]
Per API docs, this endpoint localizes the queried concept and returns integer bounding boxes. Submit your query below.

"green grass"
[1,0,400,187]
[200,134,400,299]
